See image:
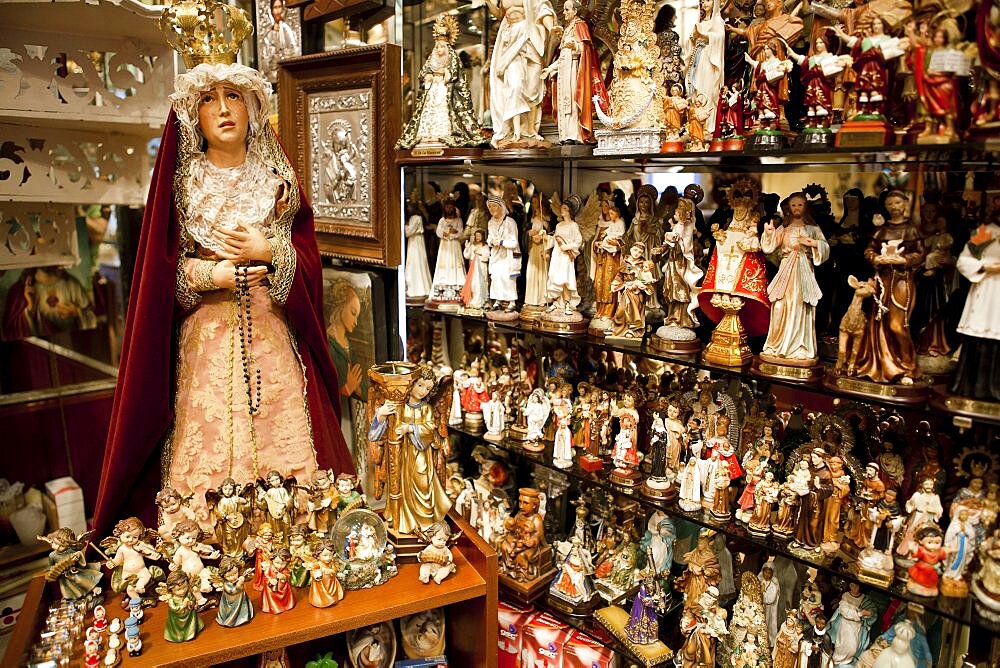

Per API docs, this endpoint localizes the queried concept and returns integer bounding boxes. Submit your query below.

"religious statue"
[39,528,104,602]
[971,0,1000,139]
[662,84,688,147]
[255,470,296,545]
[102,517,163,607]
[895,478,943,563]
[521,192,551,326]
[397,15,482,151]
[426,200,466,310]
[773,611,803,668]
[797,616,834,668]
[679,586,728,667]
[685,93,712,152]
[213,556,255,627]
[829,582,877,666]
[747,470,780,536]
[653,193,703,353]
[460,229,491,316]
[404,201,432,305]
[486,195,521,318]
[543,0,608,144]
[486,0,557,148]
[158,572,204,642]
[744,43,793,142]
[829,19,911,120]
[259,547,296,614]
[551,383,575,468]
[787,36,853,143]
[368,364,453,536]
[154,488,196,540]
[625,185,665,307]
[972,527,1000,621]
[259,0,299,84]
[549,536,596,608]
[306,539,345,607]
[940,507,978,598]
[725,572,769,661]
[607,243,657,340]
[522,388,551,451]
[541,193,593,333]
[823,457,851,554]
[625,566,668,644]
[610,392,641,484]
[499,488,556,593]
[675,529,721,611]
[589,203,627,334]
[683,0,726,136]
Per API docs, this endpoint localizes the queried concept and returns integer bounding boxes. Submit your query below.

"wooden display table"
[4,512,497,667]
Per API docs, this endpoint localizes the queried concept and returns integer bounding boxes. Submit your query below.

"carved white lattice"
[0,202,79,271]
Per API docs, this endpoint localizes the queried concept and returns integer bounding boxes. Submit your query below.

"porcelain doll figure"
[972,527,1000,621]
[798,616,834,668]
[169,520,221,607]
[589,204,627,333]
[830,19,910,118]
[940,509,977,597]
[154,488,195,540]
[39,528,104,601]
[288,526,312,588]
[543,0,608,144]
[679,586,728,667]
[550,536,596,606]
[205,478,252,559]
[255,470,296,544]
[675,530,722,611]
[679,456,704,512]
[611,392,641,479]
[551,383,575,468]
[499,488,552,582]
[260,547,295,614]
[758,562,781,648]
[396,15,481,150]
[305,470,338,534]
[129,596,144,622]
[104,517,163,606]
[852,191,925,385]
[950,223,1000,403]
[523,388,551,447]
[482,389,507,442]
[460,229,491,315]
[521,193,550,323]
[895,479,943,560]
[787,37,853,133]
[416,521,457,585]
[404,209,432,304]
[427,199,465,309]
[158,572,204,642]
[773,611,803,668]
[368,364,452,535]
[748,471,780,535]
[759,193,831,371]
[93,604,109,632]
[905,525,947,597]
[625,567,667,644]
[543,193,588,327]
[486,0,557,147]
[663,84,689,142]
[214,556,254,627]
[744,44,793,134]
[823,457,851,553]
[683,0,726,135]
[124,617,141,656]
[485,196,521,315]
[829,582,877,666]
[653,196,702,351]
[607,243,656,340]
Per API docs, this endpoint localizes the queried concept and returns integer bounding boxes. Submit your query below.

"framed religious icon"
[278,45,401,267]
[255,0,302,84]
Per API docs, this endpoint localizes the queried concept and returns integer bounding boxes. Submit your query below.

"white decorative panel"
[0,202,78,271]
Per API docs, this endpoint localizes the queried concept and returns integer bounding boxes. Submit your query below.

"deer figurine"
[835,275,876,377]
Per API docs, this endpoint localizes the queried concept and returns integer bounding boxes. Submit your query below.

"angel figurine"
[541,193,594,333]
[213,556,254,628]
[157,572,203,642]
[39,527,103,601]
[395,15,481,151]
[368,364,453,535]
[205,478,253,559]
[305,469,339,534]
[307,539,345,607]
[260,547,296,614]
[102,517,163,607]
[416,521,459,585]
[169,520,221,608]
[255,470,297,545]
[154,488,195,540]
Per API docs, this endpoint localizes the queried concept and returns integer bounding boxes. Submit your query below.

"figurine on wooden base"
[485,196,521,320]
[539,193,593,334]
[158,572,204,643]
[594,567,674,666]
[548,536,599,616]
[499,488,557,601]
[747,471,779,536]
[213,556,254,627]
[651,195,703,354]
[415,521,458,585]
[605,243,656,341]
[482,389,507,443]
[641,403,681,501]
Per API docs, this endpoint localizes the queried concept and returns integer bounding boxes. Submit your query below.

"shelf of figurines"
[409,307,1000,429]
[395,142,1000,175]
[4,511,496,668]
[450,422,1000,637]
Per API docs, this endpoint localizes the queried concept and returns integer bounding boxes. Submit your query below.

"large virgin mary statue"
[94,10,354,532]
[683,0,726,135]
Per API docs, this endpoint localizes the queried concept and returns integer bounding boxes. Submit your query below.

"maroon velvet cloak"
[93,111,354,534]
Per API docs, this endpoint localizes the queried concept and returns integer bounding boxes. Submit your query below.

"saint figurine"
[949,223,1000,402]
[543,193,589,324]
[549,537,595,605]
[486,196,521,315]
[656,195,703,340]
[679,586,728,667]
[744,43,793,134]
[675,530,721,611]
[396,15,481,150]
[830,19,911,119]
[607,243,656,340]
[460,229,491,315]
[589,202,627,333]
[625,567,667,644]
[684,0,726,135]
[828,583,877,666]
[404,204,432,304]
[787,36,853,133]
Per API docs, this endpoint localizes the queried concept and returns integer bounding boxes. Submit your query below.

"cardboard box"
[394,657,448,668]
[498,600,535,668]
[43,477,86,535]
[562,630,618,668]
[520,612,571,668]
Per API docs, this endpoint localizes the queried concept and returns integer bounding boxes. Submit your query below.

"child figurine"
[416,521,458,585]
[158,571,204,642]
[906,525,948,597]
[93,604,109,633]
[307,539,345,607]
[39,527,104,601]
[248,523,276,591]
[102,517,163,607]
[335,473,366,517]
[124,616,141,657]
[169,520,221,609]
[214,556,255,627]
[154,488,195,540]
[288,525,313,588]
[128,597,143,623]
[260,548,296,614]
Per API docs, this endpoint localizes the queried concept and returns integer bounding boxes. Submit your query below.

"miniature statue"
[521,193,551,325]
[549,536,596,609]
[639,511,675,590]
[685,92,712,152]
[712,83,746,148]
[169,520,220,608]
[154,488,195,540]
[744,44,792,139]
[662,84,688,147]
[675,529,721,611]
[610,392,641,484]
[486,0,557,148]
[396,15,481,151]
[705,414,742,512]
[288,525,313,588]
[404,205,432,305]
[260,547,296,614]
[642,409,673,499]
[736,456,765,524]
[93,604,109,632]
[940,508,977,598]
[747,471,779,536]
[541,193,591,332]
[551,383,575,469]
[625,186,665,297]
[787,36,853,142]
[416,521,458,585]
[797,616,834,668]
[678,456,704,512]
[653,195,703,352]
[460,229,491,315]
[773,611,803,668]
[499,488,555,594]
[305,469,339,535]
[905,525,947,597]
[460,362,490,430]
[213,556,255,627]
[205,478,253,559]
[307,539,345,607]
[249,522,276,591]
[158,571,203,642]
[485,196,521,317]
[543,0,608,144]
[625,565,667,644]
[971,0,1000,138]
[606,243,655,340]
[823,456,851,553]
[835,277,877,372]
[589,202,627,334]
[684,0,726,135]
[758,192,831,377]
[725,572,769,661]
[772,467,808,539]
[830,20,910,120]
[790,449,833,554]
[124,617,141,657]
[829,582,877,666]
[102,517,163,607]
[255,470,297,544]
[128,596,143,623]
[368,363,452,535]
[972,526,1000,621]
[39,527,104,601]
[679,586,728,667]
[757,561,780,648]
[896,478,943,561]
[482,389,507,443]
[427,197,466,310]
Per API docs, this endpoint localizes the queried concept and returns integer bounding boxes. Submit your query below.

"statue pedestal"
[836,118,891,148]
[752,355,824,384]
[546,592,601,618]
[594,606,673,667]
[702,296,752,368]
[594,127,666,155]
[795,127,834,148]
[822,372,929,404]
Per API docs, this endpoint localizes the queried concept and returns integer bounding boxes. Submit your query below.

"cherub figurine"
[157,571,203,642]
[102,517,163,607]
[416,521,459,585]
[212,556,254,628]
[288,525,314,588]
[154,488,195,540]
[205,478,253,560]
[255,470,297,544]
[260,547,296,614]
[248,522,276,591]
[305,469,339,534]
[169,520,220,609]
[335,473,366,517]
[307,539,345,607]
[39,527,103,601]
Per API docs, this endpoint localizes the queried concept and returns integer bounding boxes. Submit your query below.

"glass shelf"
[452,423,1000,636]
[412,307,1000,428]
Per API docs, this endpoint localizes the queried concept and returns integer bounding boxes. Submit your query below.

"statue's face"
[562,0,576,22]
[872,17,884,35]
[638,196,651,213]
[198,83,249,154]
[700,0,713,15]
[487,201,503,218]
[788,196,806,218]
[885,195,907,218]
[815,38,827,54]
[222,482,234,496]
[668,404,679,418]
[412,377,435,401]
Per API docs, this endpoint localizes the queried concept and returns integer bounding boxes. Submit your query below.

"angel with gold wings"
[367,365,453,535]
[39,527,103,601]
[205,479,254,559]
[547,192,601,320]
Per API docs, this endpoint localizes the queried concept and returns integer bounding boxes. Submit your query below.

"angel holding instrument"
[212,556,255,627]
[368,365,453,535]
[204,478,253,559]
[255,470,297,545]
[169,519,221,608]
[416,521,460,584]
[154,488,196,541]
[101,517,164,607]
[39,527,104,601]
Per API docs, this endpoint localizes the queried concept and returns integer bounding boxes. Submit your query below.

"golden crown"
[432,15,459,45]
[159,0,254,69]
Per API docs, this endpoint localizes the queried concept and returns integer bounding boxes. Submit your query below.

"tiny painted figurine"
[396,15,481,151]
[905,525,947,597]
[747,471,779,536]
[895,478,943,562]
[255,470,297,544]
[550,536,596,608]
[675,529,721,612]
[93,604,109,632]
[498,487,555,598]
[124,616,141,657]
[460,229,490,315]
[205,478,253,559]
[521,193,550,325]
[830,19,910,119]
[249,522,276,591]
[787,36,852,142]
[128,596,143,623]
[550,383,575,468]
[154,488,195,539]
[662,84,688,146]
[305,469,339,534]
[940,508,977,598]
[685,93,711,152]
[678,586,728,667]
[482,389,507,442]
[260,547,296,614]
[790,449,833,554]
[829,582,877,666]
[589,203,627,334]
[39,527,104,601]
[102,517,163,607]
[758,562,780,647]
[678,456,703,512]
[288,525,313,588]
[158,571,204,643]
[169,519,220,608]
[653,194,703,353]
[797,616,834,668]
[772,610,802,668]
[485,195,521,317]
[213,556,255,627]
[684,0,726,135]
[607,243,656,340]
[416,521,458,585]
[625,566,667,644]
[744,44,792,139]
[404,204,432,305]
[308,539,345,607]
[724,571,768,660]
[347,622,397,668]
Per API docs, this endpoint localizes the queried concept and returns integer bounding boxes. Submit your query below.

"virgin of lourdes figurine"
[699,177,770,367]
[368,364,453,536]
[460,229,490,316]
[832,190,927,400]
[756,192,830,382]
[543,0,608,144]
[589,203,627,335]
[940,508,977,598]
[520,193,550,327]
[485,196,521,319]
[652,194,703,353]
[396,15,482,152]
[678,456,704,512]
[744,43,793,148]
[522,388,551,452]
[404,203,432,305]
[787,36,853,146]
[683,0,726,136]
[426,200,465,311]
[606,243,656,341]
[540,193,591,334]
[610,392,641,486]
[486,0,557,148]
[905,525,947,597]
[39,528,104,602]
